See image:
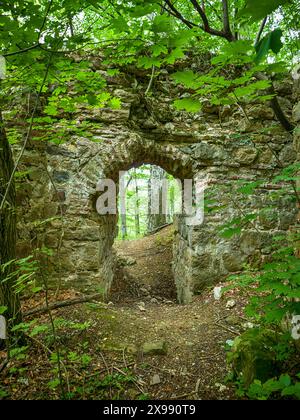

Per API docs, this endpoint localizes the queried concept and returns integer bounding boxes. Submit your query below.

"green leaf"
[174,98,201,112]
[87,94,98,105]
[138,56,162,69]
[9,346,29,360]
[255,29,283,63]
[44,104,58,116]
[109,97,121,109]
[110,16,129,32]
[11,321,35,333]
[240,0,289,22]
[129,4,158,17]
[220,226,242,238]
[166,47,185,64]
[47,378,61,389]
[266,62,288,73]
[152,15,172,33]
[279,374,291,388]
[238,181,264,194]
[169,30,194,48]
[106,68,120,76]
[31,286,43,293]
[0,306,7,315]
[212,40,254,65]
[30,324,49,337]
[151,44,168,57]
[234,80,271,97]
[171,70,199,89]
[281,383,300,398]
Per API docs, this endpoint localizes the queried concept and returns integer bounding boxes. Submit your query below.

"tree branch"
[145,65,156,95]
[3,44,40,57]
[255,16,268,46]
[163,1,293,133]
[163,0,196,28]
[189,0,231,38]
[190,0,210,30]
[23,293,106,317]
[256,71,295,133]
[38,0,54,41]
[222,0,234,40]
[163,0,233,40]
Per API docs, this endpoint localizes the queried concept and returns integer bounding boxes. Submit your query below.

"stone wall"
[292,67,300,255]
[14,62,298,303]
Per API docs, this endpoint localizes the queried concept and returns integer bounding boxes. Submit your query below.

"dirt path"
[97,225,245,399]
[112,225,176,301]
[2,226,247,400]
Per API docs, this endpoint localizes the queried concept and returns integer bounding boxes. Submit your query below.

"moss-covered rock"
[142,341,168,356]
[228,328,279,388]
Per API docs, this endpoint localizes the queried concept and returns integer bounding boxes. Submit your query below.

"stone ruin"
[14,60,300,303]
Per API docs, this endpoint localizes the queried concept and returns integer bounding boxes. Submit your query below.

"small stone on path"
[150,374,161,386]
[226,299,236,309]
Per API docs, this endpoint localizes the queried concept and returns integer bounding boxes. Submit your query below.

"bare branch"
[190,0,210,30]
[163,0,228,41]
[38,0,54,41]
[163,0,196,28]
[191,0,231,39]
[255,16,268,46]
[256,71,295,133]
[23,293,105,317]
[68,13,74,37]
[3,44,40,57]
[145,65,156,96]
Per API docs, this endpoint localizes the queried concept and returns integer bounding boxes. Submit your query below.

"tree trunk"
[120,212,127,240]
[134,170,140,236]
[0,112,22,341]
[147,166,167,233]
[169,184,175,223]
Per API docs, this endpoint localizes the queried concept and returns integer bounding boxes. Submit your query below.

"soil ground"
[0,226,248,400]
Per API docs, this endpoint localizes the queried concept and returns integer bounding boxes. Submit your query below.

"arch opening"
[93,139,196,304]
[110,164,181,303]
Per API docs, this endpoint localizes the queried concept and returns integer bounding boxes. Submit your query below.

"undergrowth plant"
[219,162,300,399]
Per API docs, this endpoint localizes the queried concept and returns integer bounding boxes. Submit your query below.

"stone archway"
[15,75,297,304]
[73,129,297,304]
[81,135,196,303]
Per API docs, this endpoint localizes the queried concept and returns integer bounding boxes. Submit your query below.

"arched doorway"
[111,164,180,303]
[89,137,196,303]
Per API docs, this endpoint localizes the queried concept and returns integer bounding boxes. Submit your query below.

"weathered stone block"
[279,144,296,164]
[53,170,70,183]
[292,102,300,122]
[258,208,279,230]
[247,104,274,120]
[235,147,258,164]
[193,142,224,162]
[222,252,245,272]
[191,253,212,270]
